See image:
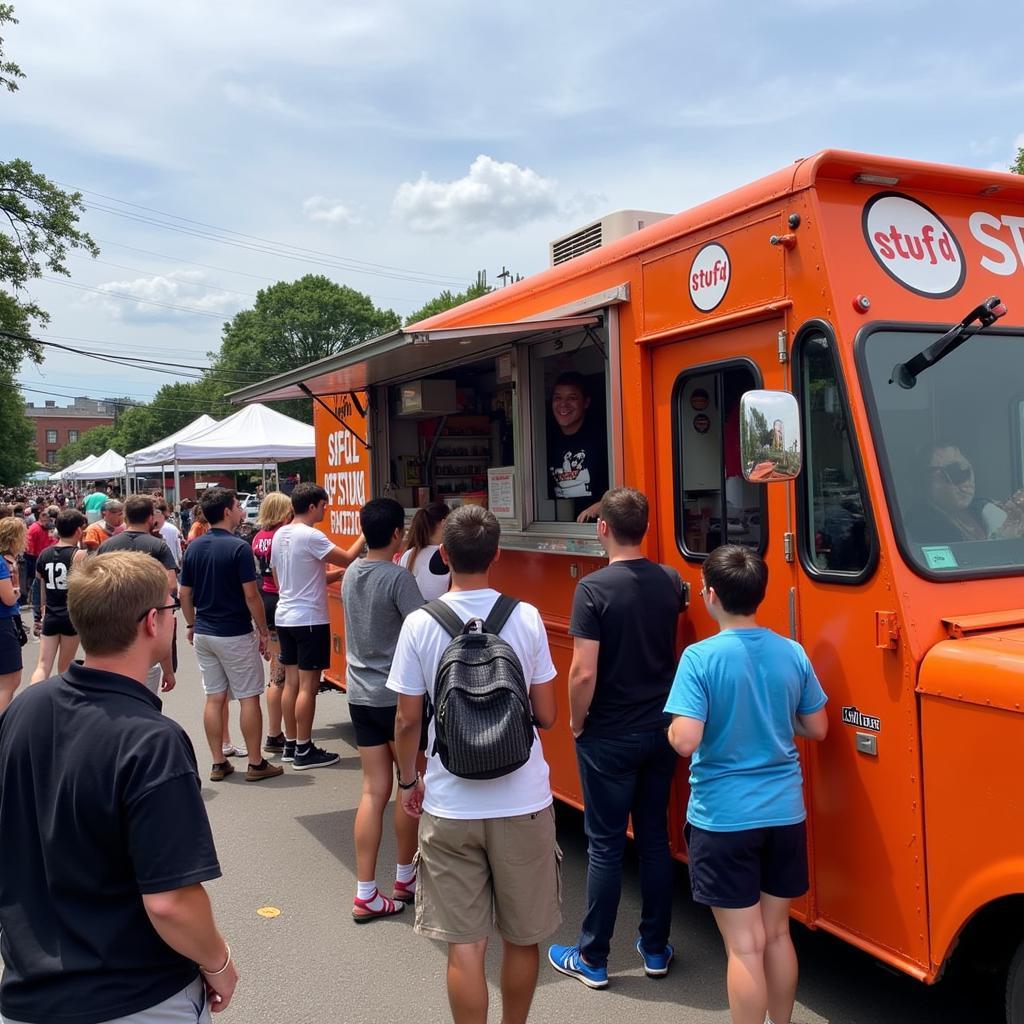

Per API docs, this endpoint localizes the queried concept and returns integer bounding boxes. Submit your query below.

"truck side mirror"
[740,390,802,483]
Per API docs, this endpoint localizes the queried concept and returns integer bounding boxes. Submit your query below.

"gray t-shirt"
[342,558,424,706]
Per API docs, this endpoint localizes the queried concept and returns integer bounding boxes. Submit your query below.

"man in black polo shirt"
[179,487,280,783]
[548,487,685,989]
[0,551,238,1024]
[99,494,179,696]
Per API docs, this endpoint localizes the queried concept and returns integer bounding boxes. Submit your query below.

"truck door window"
[675,363,765,557]
[797,331,874,577]
[859,326,1024,578]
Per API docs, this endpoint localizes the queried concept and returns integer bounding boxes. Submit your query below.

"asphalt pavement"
[18,618,990,1023]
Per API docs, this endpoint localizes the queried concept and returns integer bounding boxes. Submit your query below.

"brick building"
[24,398,117,466]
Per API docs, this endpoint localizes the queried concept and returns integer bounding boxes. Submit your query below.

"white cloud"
[89,271,240,324]
[392,155,560,234]
[302,195,361,227]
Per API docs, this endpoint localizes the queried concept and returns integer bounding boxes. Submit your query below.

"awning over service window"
[225,316,602,405]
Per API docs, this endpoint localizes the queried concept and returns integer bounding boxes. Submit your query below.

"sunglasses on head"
[933,463,973,486]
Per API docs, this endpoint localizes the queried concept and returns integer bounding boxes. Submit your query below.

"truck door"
[650,321,798,855]
[792,325,929,972]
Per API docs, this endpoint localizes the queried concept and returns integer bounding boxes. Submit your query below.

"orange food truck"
[229,150,1024,1016]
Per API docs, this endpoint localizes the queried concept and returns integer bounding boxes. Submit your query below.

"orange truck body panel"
[303,151,1024,984]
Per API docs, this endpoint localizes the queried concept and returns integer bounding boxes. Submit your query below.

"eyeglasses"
[932,463,973,486]
[137,596,181,621]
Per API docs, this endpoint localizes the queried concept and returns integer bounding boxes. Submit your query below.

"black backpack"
[423,595,535,780]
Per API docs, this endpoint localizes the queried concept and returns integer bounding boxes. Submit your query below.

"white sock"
[284,736,296,743]
[396,862,416,885]
[356,880,383,910]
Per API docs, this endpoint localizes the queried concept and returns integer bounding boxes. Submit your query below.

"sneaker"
[222,744,248,758]
[263,733,286,754]
[635,937,674,977]
[282,740,296,762]
[209,761,235,782]
[292,745,340,771]
[547,944,608,989]
[245,759,285,782]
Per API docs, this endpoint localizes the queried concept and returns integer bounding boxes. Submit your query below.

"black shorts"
[0,616,23,675]
[41,609,77,637]
[276,623,330,671]
[261,591,279,632]
[685,821,809,909]
[349,702,429,750]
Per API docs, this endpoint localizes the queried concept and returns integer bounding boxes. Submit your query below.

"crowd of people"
[0,481,829,1024]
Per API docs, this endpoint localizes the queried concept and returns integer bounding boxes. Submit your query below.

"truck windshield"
[861,327,1024,576]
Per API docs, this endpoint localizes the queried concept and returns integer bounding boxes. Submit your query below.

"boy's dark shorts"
[41,610,77,637]
[349,702,428,751]
[261,590,278,632]
[685,820,808,909]
[276,623,330,671]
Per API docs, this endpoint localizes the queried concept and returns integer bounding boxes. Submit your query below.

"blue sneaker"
[547,944,608,989]
[635,937,674,977]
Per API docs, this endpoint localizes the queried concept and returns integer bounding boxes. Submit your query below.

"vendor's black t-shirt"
[35,544,77,614]
[179,528,258,637]
[98,529,178,573]
[569,558,685,737]
[0,664,221,1024]
[547,414,610,516]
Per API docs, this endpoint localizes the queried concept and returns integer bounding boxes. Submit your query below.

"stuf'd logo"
[863,192,965,298]
[689,243,731,312]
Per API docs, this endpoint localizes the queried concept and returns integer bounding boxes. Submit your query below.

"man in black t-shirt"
[99,495,179,696]
[546,371,609,523]
[0,551,238,1023]
[547,488,685,988]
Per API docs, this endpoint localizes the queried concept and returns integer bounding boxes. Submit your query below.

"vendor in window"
[546,371,609,523]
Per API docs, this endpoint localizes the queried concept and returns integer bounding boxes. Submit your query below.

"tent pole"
[173,461,181,510]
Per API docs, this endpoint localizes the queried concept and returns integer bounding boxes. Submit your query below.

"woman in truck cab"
[907,442,1024,544]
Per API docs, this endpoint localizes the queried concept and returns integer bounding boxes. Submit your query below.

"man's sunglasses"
[137,597,181,622]
[932,463,973,486]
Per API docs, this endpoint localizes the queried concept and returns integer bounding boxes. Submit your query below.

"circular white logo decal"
[689,243,731,311]
[863,193,965,298]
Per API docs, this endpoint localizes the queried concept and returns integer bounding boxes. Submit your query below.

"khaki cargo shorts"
[415,804,562,945]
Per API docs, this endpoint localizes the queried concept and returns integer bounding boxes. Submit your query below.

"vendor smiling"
[546,372,608,523]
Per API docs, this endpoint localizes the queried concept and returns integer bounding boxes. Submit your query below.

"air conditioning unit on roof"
[549,209,671,267]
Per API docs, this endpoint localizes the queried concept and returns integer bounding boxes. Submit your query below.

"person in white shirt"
[389,505,561,1024]
[270,483,363,771]
[153,500,183,570]
[398,501,450,601]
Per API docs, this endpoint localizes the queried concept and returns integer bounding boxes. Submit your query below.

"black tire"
[1006,939,1024,1024]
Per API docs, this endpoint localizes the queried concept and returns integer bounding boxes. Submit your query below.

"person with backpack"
[388,504,560,1024]
[548,487,685,989]
[342,498,424,922]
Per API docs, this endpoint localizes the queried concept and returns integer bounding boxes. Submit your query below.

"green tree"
[0,5,98,372]
[211,275,400,421]
[55,423,117,467]
[405,278,491,326]
[1013,146,1024,175]
[0,372,35,482]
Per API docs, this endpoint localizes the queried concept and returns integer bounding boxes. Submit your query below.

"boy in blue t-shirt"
[665,544,828,1024]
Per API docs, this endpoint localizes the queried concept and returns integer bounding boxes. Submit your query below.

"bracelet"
[201,945,231,976]
[397,772,419,790]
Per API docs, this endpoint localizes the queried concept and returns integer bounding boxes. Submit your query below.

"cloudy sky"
[6,0,1023,409]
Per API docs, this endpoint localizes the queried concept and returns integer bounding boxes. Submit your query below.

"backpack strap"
[422,599,466,638]
[484,594,520,636]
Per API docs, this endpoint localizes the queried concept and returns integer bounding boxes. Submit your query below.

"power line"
[65,182,471,285]
[71,254,258,300]
[42,276,231,320]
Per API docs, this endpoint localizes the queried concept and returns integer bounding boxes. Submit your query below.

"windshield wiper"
[890,296,1007,389]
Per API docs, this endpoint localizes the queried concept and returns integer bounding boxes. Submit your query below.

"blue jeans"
[575,728,677,967]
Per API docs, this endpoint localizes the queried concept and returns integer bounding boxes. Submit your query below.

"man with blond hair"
[0,552,237,1024]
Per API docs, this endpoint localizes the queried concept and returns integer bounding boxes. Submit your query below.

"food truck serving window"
[859,325,1024,578]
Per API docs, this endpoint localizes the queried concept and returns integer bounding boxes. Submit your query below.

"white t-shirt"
[386,588,557,820]
[159,522,183,569]
[270,522,335,627]
[398,544,450,602]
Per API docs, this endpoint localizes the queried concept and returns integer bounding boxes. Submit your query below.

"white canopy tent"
[49,457,88,481]
[69,449,127,481]
[125,415,217,471]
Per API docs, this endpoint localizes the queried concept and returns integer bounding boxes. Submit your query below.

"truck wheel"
[1006,939,1024,1024]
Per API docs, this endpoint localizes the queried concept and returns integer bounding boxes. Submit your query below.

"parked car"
[241,493,261,524]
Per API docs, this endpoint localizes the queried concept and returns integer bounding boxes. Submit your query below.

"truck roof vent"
[549,209,671,267]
